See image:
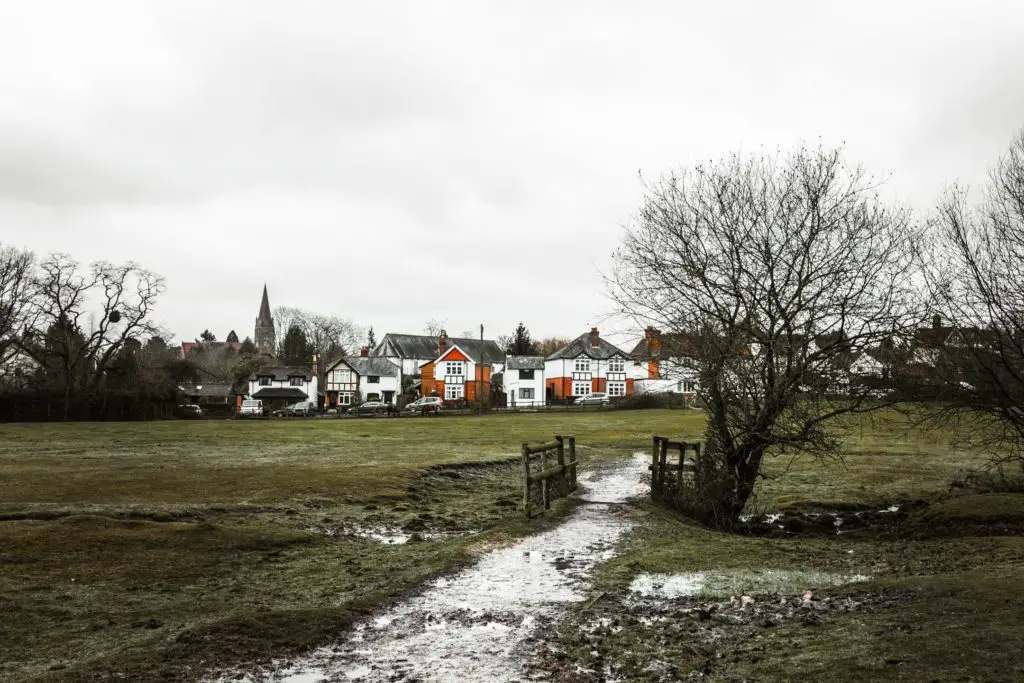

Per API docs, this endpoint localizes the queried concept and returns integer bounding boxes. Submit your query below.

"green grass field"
[1,409,1021,682]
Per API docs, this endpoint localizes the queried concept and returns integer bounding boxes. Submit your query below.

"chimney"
[590,327,599,348]
[439,329,448,355]
[932,314,942,330]
[360,345,369,357]
[645,326,662,355]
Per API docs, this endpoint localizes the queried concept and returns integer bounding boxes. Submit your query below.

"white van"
[240,399,264,417]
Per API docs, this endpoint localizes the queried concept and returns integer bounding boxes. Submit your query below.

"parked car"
[405,396,443,415]
[287,401,317,417]
[350,400,388,415]
[177,404,203,419]
[239,399,264,417]
[575,392,610,406]
[272,401,317,417]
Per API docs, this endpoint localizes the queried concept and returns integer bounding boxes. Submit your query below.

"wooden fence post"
[651,436,661,498]
[659,438,669,499]
[522,443,531,519]
[568,435,577,491]
[675,446,684,489]
[541,445,550,510]
[555,435,567,497]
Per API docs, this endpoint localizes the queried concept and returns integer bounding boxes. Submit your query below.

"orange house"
[421,343,496,402]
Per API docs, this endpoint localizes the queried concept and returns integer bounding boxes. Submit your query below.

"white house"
[324,354,402,408]
[544,328,643,401]
[503,356,546,407]
[248,367,318,411]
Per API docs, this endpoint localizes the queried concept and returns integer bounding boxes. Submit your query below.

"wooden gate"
[650,435,700,502]
[521,435,578,518]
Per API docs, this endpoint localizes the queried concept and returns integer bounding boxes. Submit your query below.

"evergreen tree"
[367,326,376,350]
[508,322,538,355]
[240,336,256,356]
[226,330,239,343]
[279,324,310,367]
[200,329,216,342]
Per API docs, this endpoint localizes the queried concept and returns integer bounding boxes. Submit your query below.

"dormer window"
[608,358,625,373]
[258,376,272,386]
[289,376,304,386]
[574,358,590,372]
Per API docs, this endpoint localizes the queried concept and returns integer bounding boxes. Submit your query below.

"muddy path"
[225,454,649,682]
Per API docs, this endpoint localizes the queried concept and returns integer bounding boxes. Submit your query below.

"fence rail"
[650,435,700,502]
[522,435,578,518]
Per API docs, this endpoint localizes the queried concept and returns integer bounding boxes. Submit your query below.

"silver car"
[575,392,610,405]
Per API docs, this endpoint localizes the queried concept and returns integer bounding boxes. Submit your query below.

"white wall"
[247,375,317,402]
[359,373,401,403]
[503,367,545,407]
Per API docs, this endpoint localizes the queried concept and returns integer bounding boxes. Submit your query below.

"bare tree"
[423,318,447,337]
[0,243,34,376]
[611,145,920,526]
[920,128,1024,468]
[19,254,164,418]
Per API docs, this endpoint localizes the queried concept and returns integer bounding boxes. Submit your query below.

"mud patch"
[530,588,915,681]
[305,525,479,545]
[742,503,926,538]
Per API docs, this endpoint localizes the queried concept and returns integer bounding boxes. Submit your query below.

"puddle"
[629,569,871,599]
[217,454,650,682]
[305,526,479,545]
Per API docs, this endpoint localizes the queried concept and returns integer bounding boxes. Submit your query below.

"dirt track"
[217,455,649,682]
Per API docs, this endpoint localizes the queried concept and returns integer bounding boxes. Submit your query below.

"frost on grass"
[629,568,871,599]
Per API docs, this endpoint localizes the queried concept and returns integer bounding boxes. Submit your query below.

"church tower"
[254,284,276,356]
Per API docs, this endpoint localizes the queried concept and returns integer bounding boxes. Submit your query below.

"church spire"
[254,284,276,355]
[258,283,273,325]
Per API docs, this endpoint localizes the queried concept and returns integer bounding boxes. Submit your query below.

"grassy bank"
[530,413,1024,682]
[0,410,704,681]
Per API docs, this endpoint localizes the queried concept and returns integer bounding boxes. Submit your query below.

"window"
[445,384,464,400]
[574,358,590,373]
[366,393,380,402]
[573,381,591,396]
[608,358,625,373]
[677,379,697,393]
[366,375,380,384]
[289,376,304,386]
[338,393,352,405]
[519,387,535,400]
[519,369,535,380]
[258,376,272,386]
[607,382,626,397]
[445,361,464,376]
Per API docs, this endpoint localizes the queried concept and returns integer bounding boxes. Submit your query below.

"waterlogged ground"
[217,454,651,682]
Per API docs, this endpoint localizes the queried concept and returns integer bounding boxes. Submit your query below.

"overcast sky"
[2,1,1023,349]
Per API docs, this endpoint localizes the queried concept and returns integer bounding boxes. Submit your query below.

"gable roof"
[629,332,702,361]
[177,382,234,398]
[249,366,312,382]
[507,355,545,370]
[343,357,400,377]
[374,333,503,364]
[546,332,629,361]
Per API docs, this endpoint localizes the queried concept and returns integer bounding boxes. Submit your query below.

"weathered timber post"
[677,442,686,488]
[555,435,568,497]
[693,441,702,486]
[651,436,661,498]
[568,435,577,492]
[663,436,671,499]
[541,446,550,510]
[522,443,532,519]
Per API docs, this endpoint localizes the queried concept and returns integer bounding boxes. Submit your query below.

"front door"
[383,390,395,405]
